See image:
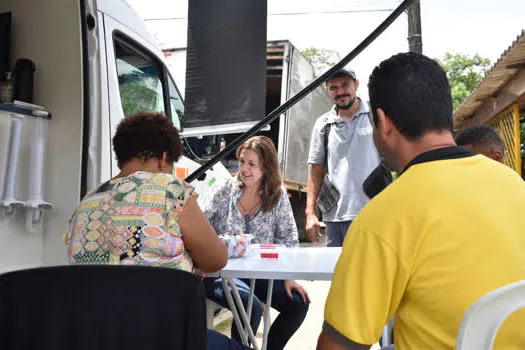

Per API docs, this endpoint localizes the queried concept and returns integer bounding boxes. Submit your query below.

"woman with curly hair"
[203,136,311,350]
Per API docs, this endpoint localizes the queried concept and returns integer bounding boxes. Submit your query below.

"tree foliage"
[301,47,342,76]
[435,52,491,111]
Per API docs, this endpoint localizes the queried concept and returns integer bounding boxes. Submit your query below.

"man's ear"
[489,148,504,163]
[354,79,359,90]
[376,108,394,138]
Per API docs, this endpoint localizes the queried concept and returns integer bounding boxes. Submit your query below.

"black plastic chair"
[0,265,207,350]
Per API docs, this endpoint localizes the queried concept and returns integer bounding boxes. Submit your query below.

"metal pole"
[228,279,260,349]
[407,0,423,54]
[185,0,416,183]
[261,279,274,350]
[221,278,250,346]
[245,279,256,336]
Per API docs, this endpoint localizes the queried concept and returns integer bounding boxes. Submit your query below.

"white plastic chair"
[380,316,395,347]
[206,299,223,329]
[455,280,525,350]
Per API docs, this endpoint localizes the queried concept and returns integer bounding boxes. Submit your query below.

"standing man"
[306,69,380,246]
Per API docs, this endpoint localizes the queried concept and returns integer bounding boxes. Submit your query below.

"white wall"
[0,0,84,271]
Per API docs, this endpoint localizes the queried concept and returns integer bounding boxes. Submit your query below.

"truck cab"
[0,0,186,272]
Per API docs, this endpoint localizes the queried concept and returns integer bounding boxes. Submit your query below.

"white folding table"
[217,247,342,350]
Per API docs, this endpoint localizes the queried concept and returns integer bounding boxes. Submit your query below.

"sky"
[127,0,525,101]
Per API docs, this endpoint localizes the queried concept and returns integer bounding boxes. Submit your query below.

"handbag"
[316,121,340,213]
[317,174,340,213]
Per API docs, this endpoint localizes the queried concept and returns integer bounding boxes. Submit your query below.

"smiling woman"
[202,135,311,349]
[236,136,282,214]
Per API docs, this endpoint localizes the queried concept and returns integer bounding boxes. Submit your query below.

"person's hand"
[193,268,205,280]
[306,213,322,242]
[284,280,311,304]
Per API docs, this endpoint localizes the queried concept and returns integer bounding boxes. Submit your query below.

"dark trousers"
[325,221,352,247]
[204,277,309,350]
[207,330,252,350]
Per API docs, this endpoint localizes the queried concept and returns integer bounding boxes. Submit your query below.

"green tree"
[435,52,491,111]
[301,47,341,76]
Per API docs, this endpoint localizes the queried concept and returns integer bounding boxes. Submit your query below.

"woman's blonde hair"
[236,136,282,212]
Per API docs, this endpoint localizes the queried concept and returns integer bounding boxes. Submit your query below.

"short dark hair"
[113,112,182,166]
[455,124,504,152]
[368,52,453,141]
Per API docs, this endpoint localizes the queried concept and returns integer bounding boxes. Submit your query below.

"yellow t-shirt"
[324,153,525,349]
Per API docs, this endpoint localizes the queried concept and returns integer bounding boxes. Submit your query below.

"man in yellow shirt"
[317,53,525,350]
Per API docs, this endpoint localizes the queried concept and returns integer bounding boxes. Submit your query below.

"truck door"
[101,15,184,177]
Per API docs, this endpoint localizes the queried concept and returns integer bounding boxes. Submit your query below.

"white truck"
[0,0,207,273]
[0,0,336,275]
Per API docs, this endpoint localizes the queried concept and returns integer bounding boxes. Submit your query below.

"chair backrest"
[0,265,207,350]
[455,279,525,350]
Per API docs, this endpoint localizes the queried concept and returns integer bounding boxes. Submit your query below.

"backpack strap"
[322,119,334,173]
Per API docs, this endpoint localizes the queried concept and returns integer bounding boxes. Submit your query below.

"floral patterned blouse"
[203,177,299,247]
[63,171,195,272]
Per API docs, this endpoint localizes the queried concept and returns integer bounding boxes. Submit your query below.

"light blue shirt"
[308,99,381,222]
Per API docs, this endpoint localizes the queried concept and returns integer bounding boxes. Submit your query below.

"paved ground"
[215,279,381,349]
[213,235,382,349]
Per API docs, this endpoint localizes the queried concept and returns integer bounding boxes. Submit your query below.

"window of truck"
[113,33,184,131]
[167,74,184,130]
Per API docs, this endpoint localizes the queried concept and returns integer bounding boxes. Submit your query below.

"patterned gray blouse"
[203,177,299,247]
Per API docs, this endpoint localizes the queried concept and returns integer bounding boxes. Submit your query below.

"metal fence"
[487,103,521,175]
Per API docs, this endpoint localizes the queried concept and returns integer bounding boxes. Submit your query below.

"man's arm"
[306,164,325,215]
[305,163,325,242]
[317,330,370,350]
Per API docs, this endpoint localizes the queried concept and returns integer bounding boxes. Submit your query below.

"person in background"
[63,112,250,350]
[306,69,380,247]
[203,136,310,350]
[317,53,525,349]
[455,124,505,163]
